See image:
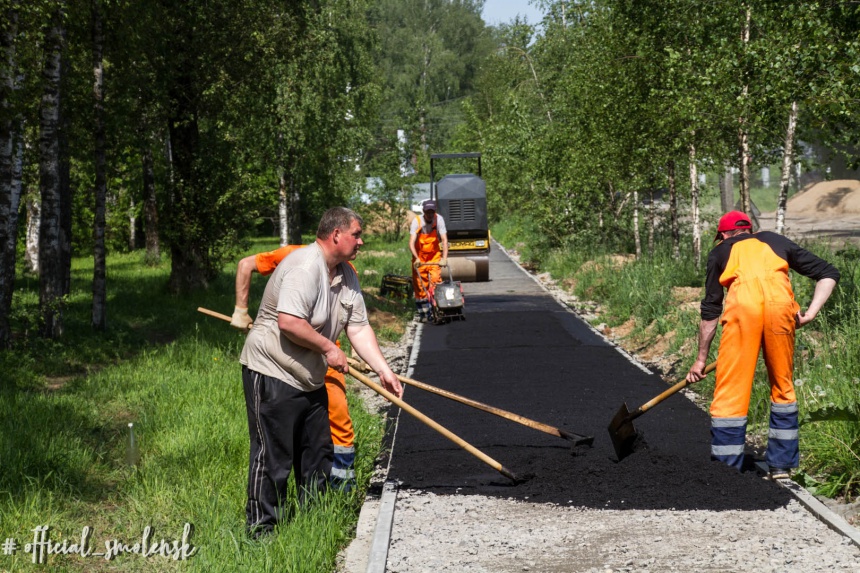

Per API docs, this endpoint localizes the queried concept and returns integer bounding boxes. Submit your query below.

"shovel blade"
[607,402,638,461]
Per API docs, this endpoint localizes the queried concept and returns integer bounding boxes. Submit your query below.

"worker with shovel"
[686,211,839,479]
[410,199,448,321]
[231,244,358,493]
[239,207,403,537]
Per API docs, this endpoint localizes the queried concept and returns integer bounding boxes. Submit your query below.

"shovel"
[348,367,528,484]
[608,361,717,461]
[347,357,593,447]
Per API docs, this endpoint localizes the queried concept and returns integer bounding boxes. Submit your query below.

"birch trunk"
[738,5,752,218]
[91,0,107,330]
[739,128,751,216]
[632,190,641,259]
[278,165,288,246]
[668,159,679,260]
[0,3,21,346]
[719,164,734,213]
[287,168,301,245]
[38,2,69,338]
[689,142,701,269]
[142,142,160,264]
[776,101,798,235]
[647,189,655,257]
[25,197,39,274]
[128,195,135,250]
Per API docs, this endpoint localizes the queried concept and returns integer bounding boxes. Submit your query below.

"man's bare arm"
[346,322,403,397]
[278,313,346,372]
[797,277,837,327]
[686,318,719,383]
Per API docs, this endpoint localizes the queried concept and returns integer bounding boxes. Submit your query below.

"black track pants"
[243,366,332,535]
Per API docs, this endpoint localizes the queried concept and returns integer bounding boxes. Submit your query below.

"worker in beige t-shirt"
[239,207,403,538]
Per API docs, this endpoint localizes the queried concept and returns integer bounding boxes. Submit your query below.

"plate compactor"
[427,264,465,324]
[415,262,464,324]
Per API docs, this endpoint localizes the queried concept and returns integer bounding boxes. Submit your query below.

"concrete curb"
[365,480,398,572]
[340,321,423,573]
[755,461,860,549]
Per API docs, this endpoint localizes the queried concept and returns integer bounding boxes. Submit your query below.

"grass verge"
[0,235,413,572]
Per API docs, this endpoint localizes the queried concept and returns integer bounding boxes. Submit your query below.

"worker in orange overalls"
[686,211,839,479]
[231,244,357,492]
[409,199,448,321]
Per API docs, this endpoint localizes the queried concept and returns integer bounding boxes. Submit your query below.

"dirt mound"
[787,179,860,217]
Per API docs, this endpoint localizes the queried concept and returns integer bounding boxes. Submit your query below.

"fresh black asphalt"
[385,242,793,512]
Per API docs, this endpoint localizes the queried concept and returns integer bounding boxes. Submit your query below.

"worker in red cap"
[409,199,448,321]
[686,210,840,479]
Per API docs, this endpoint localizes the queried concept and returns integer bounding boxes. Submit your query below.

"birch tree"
[38,0,70,338]
[90,0,106,330]
[0,1,22,347]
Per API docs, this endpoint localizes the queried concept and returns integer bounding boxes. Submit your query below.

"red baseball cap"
[715,210,752,241]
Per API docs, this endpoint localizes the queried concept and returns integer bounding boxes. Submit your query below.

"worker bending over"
[686,211,839,479]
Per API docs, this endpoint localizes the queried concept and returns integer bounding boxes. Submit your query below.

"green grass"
[0,235,412,572]
[492,221,860,503]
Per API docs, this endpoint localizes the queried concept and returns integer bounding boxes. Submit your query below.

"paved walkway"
[339,242,860,572]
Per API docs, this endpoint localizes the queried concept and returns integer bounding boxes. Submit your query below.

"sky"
[481,0,545,26]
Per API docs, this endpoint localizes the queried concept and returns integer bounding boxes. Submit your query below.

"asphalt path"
[386,242,793,512]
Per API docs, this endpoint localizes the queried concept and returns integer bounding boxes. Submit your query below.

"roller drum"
[448,254,489,282]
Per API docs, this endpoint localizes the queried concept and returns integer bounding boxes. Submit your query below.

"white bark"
[278,166,287,247]
[633,190,641,259]
[668,160,680,260]
[776,101,798,235]
[647,189,655,256]
[738,5,752,219]
[25,197,39,274]
[689,142,701,269]
[128,195,136,250]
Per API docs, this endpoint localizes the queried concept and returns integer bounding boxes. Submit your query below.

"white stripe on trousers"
[249,370,265,527]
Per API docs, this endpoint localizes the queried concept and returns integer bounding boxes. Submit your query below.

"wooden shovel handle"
[197,306,252,330]
[348,366,519,482]
[198,307,231,322]
[348,357,590,444]
[635,361,717,418]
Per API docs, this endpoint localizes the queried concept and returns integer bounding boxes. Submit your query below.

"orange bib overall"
[411,214,442,300]
[710,239,800,471]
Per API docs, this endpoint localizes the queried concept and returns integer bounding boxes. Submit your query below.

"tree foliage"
[463,0,860,253]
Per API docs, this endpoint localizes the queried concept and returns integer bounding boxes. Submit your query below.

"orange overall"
[411,214,442,301]
[255,245,356,489]
[711,239,799,421]
[702,232,838,472]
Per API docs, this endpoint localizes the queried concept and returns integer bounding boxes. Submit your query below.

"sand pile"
[787,179,860,217]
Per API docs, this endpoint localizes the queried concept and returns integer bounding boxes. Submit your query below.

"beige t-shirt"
[239,242,368,391]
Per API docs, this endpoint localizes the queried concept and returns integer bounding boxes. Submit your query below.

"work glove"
[439,258,448,267]
[230,306,253,330]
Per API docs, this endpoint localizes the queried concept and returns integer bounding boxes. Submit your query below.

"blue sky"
[481,0,545,26]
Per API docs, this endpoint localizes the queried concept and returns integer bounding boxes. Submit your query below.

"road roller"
[430,152,490,282]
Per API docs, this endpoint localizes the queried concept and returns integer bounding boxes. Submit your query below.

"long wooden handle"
[198,307,231,322]
[348,358,590,444]
[632,361,717,419]
[348,366,520,482]
[198,306,253,330]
